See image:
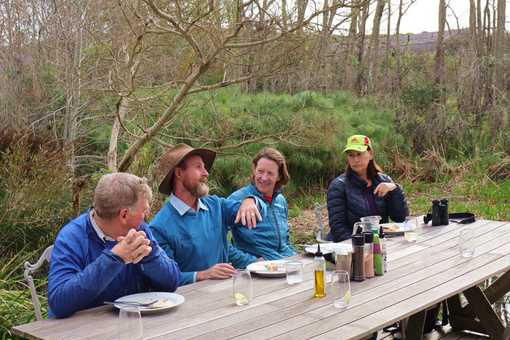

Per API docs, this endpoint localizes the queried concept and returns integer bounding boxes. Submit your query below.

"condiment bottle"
[351,233,365,281]
[379,226,388,273]
[313,243,326,298]
[363,232,374,278]
[373,233,384,276]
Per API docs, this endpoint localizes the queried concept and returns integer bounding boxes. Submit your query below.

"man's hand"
[112,229,152,264]
[373,182,397,197]
[196,263,236,281]
[235,198,262,229]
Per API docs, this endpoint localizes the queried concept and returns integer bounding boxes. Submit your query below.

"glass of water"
[404,216,418,242]
[459,228,476,258]
[118,306,143,340]
[331,270,351,310]
[285,261,303,285]
[233,269,253,306]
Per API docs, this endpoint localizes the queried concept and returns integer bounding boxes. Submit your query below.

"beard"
[184,179,209,198]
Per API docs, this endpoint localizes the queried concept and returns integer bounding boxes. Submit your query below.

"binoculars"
[432,199,449,226]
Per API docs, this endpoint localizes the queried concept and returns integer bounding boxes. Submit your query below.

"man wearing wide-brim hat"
[150,144,261,285]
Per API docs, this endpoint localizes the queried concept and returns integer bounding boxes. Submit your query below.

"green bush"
[0,136,74,258]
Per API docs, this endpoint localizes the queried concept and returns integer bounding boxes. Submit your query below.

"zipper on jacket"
[269,204,282,251]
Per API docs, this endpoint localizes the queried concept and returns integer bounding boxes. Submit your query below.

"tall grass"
[0,247,48,339]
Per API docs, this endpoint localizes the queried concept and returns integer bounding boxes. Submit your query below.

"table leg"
[463,286,505,339]
[404,310,426,340]
[485,270,510,304]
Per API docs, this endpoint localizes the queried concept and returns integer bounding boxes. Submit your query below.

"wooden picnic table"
[13,219,510,340]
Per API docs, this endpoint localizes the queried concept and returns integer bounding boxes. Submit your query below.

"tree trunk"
[395,0,404,91]
[492,0,507,138]
[434,0,446,91]
[355,0,370,96]
[346,2,360,91]
[366,0,385,94]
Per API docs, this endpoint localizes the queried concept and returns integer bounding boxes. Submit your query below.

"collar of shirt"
[89,210,116,242]
[169,194,208,216]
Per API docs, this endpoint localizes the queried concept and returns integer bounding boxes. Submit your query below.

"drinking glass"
[404,216,418,242]
[331,270,351,310]
[360,215,381,233]
[233,269,253,306]
[459,228,475,258]
[118,306,143,340]
[285,261,304,285]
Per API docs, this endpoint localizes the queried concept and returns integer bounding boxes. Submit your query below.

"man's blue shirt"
[149,195,257,285]
[48,210,181,318]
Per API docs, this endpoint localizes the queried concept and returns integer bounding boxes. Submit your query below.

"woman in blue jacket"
[228,148,295,261]
[327,135,409,242]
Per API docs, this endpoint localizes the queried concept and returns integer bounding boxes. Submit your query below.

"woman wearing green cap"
[327,135,409,242]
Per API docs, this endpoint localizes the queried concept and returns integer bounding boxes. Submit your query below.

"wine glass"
[233,269,253,306]
[117,306,143,340]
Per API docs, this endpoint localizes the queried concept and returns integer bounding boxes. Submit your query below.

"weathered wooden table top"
[13,219,510,340]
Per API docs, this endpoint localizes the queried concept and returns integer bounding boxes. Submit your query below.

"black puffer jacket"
[327,171,409,242]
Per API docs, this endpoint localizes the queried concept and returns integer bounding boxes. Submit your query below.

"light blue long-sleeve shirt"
[149,195,258,285]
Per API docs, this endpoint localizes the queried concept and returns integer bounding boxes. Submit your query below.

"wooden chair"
[23,245,53,321]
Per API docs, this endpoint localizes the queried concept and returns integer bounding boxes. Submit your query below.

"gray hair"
[93,173,152,219]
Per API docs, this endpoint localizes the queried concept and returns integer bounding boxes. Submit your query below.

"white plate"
[247,260,287,277]
[114,292,185,314]
[304,243,353,255]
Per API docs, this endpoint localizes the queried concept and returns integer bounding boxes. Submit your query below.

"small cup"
[404,216,418,242]
[118,306,143,340]
[285,261,304,285]
[330,270,351,310]
[233,270,253,306]
[459,228,475,258]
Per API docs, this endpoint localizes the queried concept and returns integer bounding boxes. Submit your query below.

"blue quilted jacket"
[327,172,409,242]
[228,184,296,261]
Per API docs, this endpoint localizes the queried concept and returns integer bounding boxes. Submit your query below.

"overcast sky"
[389,0,508,34]
[398,0,468,33]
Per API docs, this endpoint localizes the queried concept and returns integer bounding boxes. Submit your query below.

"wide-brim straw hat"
[157,143,216,195]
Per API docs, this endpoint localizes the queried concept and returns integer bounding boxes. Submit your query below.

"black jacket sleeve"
[327,177,352,242]
[385,182,409,222]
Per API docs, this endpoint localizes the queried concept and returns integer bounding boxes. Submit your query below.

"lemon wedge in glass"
[234,293,249,305]
[343,290,352,305]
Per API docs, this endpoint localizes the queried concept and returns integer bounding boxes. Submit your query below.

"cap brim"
[343,145,368,153]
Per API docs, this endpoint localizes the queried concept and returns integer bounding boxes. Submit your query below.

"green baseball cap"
[343,134,372,153]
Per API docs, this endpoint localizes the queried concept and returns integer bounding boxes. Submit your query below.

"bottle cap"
[432,199,440,205]
[352,234,365,246]
[440,198,448,204]
[363,232,374,243]
[315,242,323,257]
